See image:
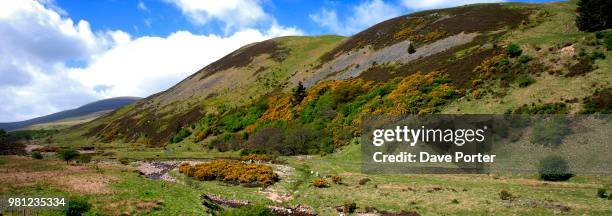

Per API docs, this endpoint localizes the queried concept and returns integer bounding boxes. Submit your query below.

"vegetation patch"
[566,56,594,77]
[538,155,573,181]
[510,102,569,114]
[201,39,290,75]
[311,178,329,188]
[580,88,612,114]
[179,160,279,187]
[318,4,528,65]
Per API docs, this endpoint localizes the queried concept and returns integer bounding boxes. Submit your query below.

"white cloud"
[310,0,402,36]
[0,0,302,122]
[137,0,149,12]
[163,0,269,32]
[68,26,301,99]
[400,0,506,10]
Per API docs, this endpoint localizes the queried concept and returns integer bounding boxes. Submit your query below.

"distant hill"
[0,97,141,131]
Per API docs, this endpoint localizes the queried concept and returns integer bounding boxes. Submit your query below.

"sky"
[0,0,557,122]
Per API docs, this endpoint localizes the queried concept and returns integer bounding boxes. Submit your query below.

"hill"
[0,96,141,131]
[71,1,610,150]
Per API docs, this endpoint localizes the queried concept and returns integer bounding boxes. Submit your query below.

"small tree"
[576,0,611,32]
[292,82,306,105]
[31,151,43,159]
[407,43,416,54]
[58,149,80,164]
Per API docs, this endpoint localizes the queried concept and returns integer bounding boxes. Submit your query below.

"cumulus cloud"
[0,0,301,122]
[400,0,507,10]
[163,0,270,32]
[68,26,301,99]
[310,0,402,36]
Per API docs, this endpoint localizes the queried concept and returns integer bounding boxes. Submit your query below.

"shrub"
[513,102,569,114]
[179,162,191,174]
[506,44,523,57]
[65,199,91,216]
[358,178,371,185]
[538,155,573,181]
[31,151,43,159]
[576,0,611,32]
[312,178,329,188]
[471,89,482,99]
[580,88,612,114]
[332,81,367,107]
[331,175,342,184]
[499,190,514,200]
[194,130,208,143]
[518,55,532,63]
[597,188,608,198]
[516,74,536,87]
[171,127,192,143]
[58,149,80,164]
[590,51,606,60]
[183,160,278,187]
[604,33,612,50]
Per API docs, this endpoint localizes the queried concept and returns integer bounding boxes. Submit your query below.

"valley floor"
[1,143,611,215]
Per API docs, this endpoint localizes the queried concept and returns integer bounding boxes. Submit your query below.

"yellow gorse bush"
[179,160,278,187]
[311,178,329,188]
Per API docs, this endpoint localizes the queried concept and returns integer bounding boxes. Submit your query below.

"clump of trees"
[576,0,611,32]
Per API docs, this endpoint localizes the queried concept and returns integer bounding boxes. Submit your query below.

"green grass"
[3,142,612,216]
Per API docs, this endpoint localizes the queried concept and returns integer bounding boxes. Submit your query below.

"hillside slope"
[74,1,611,148]
[0,97,140,131]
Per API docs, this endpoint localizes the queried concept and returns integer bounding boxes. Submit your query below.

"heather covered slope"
[73,1,611,149]
[76,36,345,146]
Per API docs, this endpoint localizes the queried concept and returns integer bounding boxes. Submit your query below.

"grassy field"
[1,143,611,215]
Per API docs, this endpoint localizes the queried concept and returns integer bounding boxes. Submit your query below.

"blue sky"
[0,0,559,122]
[56,0,556,37]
